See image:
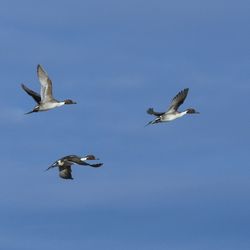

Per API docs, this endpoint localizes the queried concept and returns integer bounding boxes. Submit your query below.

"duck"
[146,88,199,126]
[21,64,76,114]
[46,154,103,180]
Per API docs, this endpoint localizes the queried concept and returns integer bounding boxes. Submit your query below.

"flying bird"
[21,64,76,114]
[46,155,103,180]
[146,88,199,126]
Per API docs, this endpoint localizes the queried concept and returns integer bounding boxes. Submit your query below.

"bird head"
[186,108,199,114]
[85,155,99,160]
[64,99,77,105]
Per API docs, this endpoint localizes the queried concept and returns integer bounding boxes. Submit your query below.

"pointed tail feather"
[45,162,58,171]
[145,120,154,126]
[145,117,161,126]
[24,110,36,115]
[24,107,39,115]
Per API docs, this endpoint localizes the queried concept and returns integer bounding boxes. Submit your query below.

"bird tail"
[24,110,36,115]
[24,106,39,115]
[145,117,161,126]
[45,162,58,171]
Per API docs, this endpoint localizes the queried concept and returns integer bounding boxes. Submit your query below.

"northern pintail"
[21,64,76,114]
[146,88,199,125]
[46,155,103,180]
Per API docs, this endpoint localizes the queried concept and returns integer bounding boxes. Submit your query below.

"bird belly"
[161,114,179,122]
[39,102,64,111]
[161,111,187,122]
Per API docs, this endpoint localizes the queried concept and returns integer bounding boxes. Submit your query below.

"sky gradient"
[0,0,250,249]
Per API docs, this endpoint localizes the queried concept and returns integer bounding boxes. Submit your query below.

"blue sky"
[0,0,250,249]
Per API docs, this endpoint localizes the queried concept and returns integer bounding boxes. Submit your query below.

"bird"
[46,154,103,180]
[21,64,76,114]
[146,88,199,126]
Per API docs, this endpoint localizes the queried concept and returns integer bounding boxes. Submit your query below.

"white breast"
[161,112,187,122]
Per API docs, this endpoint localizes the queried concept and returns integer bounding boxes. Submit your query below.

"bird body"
[21,64,76,114]
[146,88,199,125]
[37,101,65,111]
[161,111,187,122]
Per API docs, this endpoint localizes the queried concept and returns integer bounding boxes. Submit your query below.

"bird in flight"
[46,154,103,180]
[146,88,199,126]
[21,64,76,114]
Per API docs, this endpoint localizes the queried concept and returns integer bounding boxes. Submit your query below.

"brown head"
[85,155,99,160]
[64,99,77,105]
[186,108,200,114]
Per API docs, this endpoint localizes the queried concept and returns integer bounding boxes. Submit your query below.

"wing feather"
[147,108,165,117]
[21,84,41,104]
[37,64,54,102]
[167,88,189,112]
[59,165,73,179]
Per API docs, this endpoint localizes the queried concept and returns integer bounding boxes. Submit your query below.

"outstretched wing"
[37,64,54,103]
[59,165,73,179]
[63,155,103,168]
[84,162,103,168]
[147,108,165,117]
[21,84,41,104]
[167,88,189,112]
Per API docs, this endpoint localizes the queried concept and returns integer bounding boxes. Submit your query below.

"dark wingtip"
[147,108,154,115]
[37,64,43,74]
[92,163,103,168]
[21,83,28,91]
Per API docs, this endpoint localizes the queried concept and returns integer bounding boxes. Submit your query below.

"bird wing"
[59,165,73,179]
[147,108,165,117]
[87,163,103,168]
[63,155,103,168]
[37,64,54,103]
[21,84,41,104]
[166,88,189,112]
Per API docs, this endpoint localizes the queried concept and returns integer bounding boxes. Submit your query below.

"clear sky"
[0,0,249,249]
